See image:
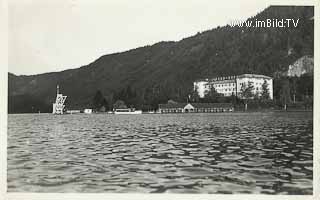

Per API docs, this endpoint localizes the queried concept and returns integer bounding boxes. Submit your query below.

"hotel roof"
[237,74,272,79]
[194,74,272,82]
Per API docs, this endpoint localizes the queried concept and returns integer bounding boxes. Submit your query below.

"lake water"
[7,112,313,194]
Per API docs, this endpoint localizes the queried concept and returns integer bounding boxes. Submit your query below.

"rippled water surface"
[8,112,313,194]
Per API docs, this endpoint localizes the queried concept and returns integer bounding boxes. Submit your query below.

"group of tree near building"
[189,80,273,111]
[90,73,313,112]
[91,86,139,112]
[273,74,313,111]
[191,75,312,111]
[92,90,129,112]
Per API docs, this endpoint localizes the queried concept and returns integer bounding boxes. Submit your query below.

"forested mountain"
[8,6,314,113]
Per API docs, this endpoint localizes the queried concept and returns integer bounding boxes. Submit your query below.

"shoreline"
[7,109,313,115]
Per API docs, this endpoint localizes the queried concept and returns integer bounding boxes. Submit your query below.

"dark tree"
[113,100,127,109]
[240,82,254,111]
[190,85,200,103]
[101,98,109,111]
[93,90,104,110]
[240,82,254,99]
[261,80,270,100]
[203,84,221,102]
[289,77,297,103]
[93,90,109,111]
[280,79,291,110]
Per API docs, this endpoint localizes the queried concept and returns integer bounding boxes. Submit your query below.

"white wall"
[194,81,207,98]
[266,79,273,100]
[194,80,237,97]
[194,75,273,99]
[237,77,273,99]
[212,82,236,96]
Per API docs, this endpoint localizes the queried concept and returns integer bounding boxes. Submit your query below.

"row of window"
[239,81,264,86]
[214,82,264,88]
[212,87,264,93]
[202,82,268,93]
[214,83,235,87]
[223,93,235,96]
[217,88,235,92]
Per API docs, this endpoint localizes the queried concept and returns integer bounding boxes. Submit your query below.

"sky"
[9,0,269,75]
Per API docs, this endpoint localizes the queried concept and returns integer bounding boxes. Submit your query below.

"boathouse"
[158,103,234,113]
[158,103,186,113]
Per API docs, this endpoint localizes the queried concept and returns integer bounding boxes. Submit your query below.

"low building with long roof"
[158,102,234,113]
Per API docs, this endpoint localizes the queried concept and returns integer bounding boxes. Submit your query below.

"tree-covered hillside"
[8,6,314,113]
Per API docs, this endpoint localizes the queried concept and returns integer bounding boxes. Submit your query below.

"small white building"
[194,74,273,99]
[84,109,93,114]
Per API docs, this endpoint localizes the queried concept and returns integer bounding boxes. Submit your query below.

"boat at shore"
[114,108,142,114]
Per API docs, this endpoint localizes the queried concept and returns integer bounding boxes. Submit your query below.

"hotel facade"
[194,74,273,99]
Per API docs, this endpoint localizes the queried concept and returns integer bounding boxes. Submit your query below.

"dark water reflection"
[8,112,313,194]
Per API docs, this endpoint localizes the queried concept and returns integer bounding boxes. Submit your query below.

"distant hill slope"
[8,6,314,113]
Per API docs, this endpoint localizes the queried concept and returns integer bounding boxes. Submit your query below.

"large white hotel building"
[194,74,273,99]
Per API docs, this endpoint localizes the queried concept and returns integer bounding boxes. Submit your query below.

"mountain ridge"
[8,6,314,113]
